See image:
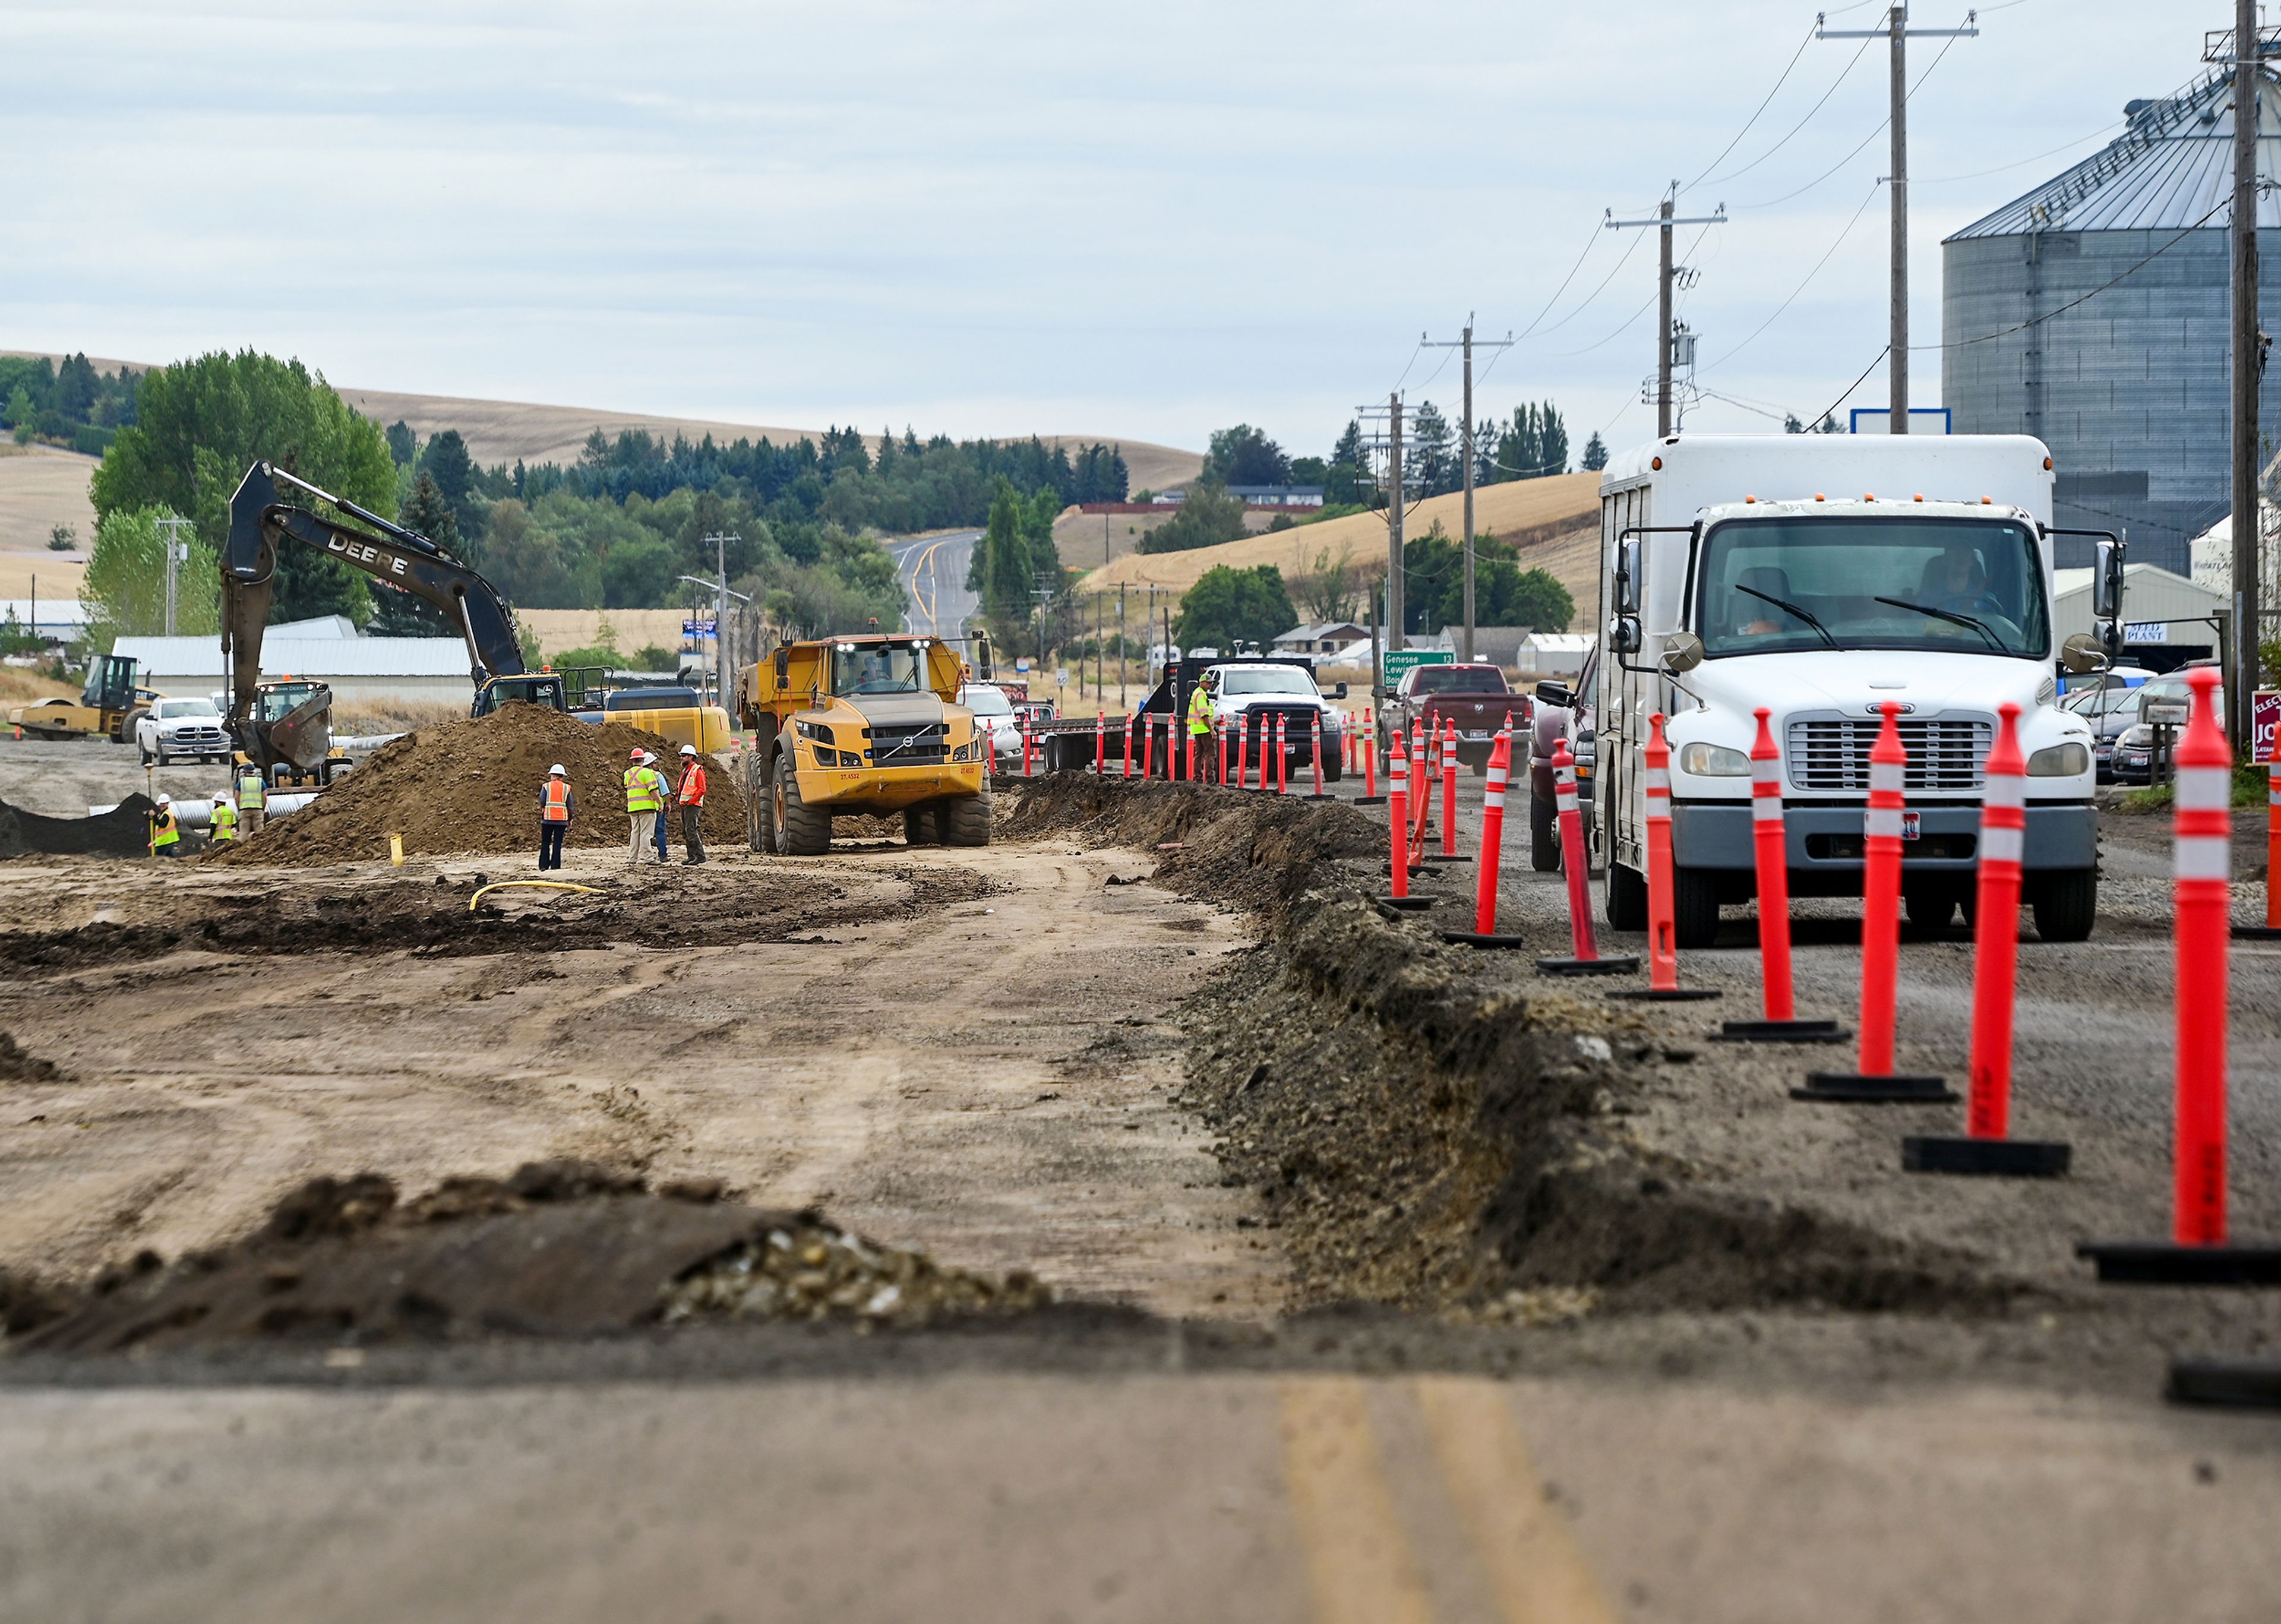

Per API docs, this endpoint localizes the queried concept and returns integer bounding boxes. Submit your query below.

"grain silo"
[1942,66,2281,573]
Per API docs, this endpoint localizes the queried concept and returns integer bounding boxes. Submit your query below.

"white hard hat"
[548,763,567,776]
[157,793,172,805]
[680,744,697,756]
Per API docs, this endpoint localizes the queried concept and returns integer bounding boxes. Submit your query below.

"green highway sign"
[1381,649,1453,685]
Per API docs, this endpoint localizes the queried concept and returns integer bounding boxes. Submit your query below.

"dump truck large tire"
[771,751,830,856]
[903,801,941,846]
[943,788,992,847]
[745,757,773,852]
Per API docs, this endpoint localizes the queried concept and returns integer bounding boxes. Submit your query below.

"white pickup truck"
[1591,433,2114,947]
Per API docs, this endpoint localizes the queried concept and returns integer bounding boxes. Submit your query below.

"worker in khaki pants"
[235,764,266,836]
[623,749,666,863]
[674,744,707,865]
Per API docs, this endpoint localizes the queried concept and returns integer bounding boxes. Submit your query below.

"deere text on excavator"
[222,461,567,785]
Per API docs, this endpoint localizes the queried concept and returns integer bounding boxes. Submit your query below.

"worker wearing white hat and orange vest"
[537,763,576,870]
[675,743,707,865]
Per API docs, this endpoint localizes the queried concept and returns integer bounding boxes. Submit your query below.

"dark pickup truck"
[1385,663,1531,773]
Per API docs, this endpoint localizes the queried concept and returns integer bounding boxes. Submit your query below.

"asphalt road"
[884,530,980,640]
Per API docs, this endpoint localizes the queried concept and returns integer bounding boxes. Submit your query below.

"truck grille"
[868,723,946,766]
[1784,714,1993,791]
[1237,707,1329,751]
[166,725,229,750]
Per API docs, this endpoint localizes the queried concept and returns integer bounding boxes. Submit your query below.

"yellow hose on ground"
[467,880,604,911]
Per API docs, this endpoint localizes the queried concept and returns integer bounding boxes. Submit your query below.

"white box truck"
[1592,432,2120,947]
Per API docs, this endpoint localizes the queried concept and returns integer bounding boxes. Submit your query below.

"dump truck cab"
[738,633,990,854]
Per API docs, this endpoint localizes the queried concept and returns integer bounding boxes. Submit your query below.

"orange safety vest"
[678,762,707,806]
[541,779,572,823]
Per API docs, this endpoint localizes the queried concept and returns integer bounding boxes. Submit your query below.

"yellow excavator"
[737,633,990,854]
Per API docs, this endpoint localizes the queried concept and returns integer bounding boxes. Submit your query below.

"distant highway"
[883,530,980,640]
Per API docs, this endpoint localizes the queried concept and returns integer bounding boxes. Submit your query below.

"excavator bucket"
[263,684,335,771]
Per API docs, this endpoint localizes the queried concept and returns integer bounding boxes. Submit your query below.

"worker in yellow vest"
[235,764,267,836]
[210,789,239,844]
[150,794,180,858]
[537,763,576,870]
[623,748,666,864]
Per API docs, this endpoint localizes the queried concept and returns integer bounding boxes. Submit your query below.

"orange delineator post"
[1718,707,1844,1041]
[1796,703,1943,1091]
[1123,713,1134,779]
[1359,723,1381,803]
[1307,713,1327,798]
[1217,715,1229,785]
[1534,738,1635,975]
[1094,710,1105,774]
[1383,730,1415,904]
[1022,713,1034,776]
[1142,714,1154,779]
[1903,703,2067,1174]
[1607,712,1717,998]
[1439,719,1459,857]
[1472,726,1511,933]
[1275,713,1288,795]
[1235,713,1250,789]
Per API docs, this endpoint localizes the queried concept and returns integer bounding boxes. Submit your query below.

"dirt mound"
[1003,773,1382,922]
[0,794,156,861]
[1183,896,2020,1319]
[0,1032,62,1083]
[214,703,747,867]
[11,1162,1048,1354]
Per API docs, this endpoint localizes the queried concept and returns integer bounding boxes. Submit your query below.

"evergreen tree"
[385,420,418,466]
[1581,431,1609,472]
[1408,402,1456,495]
[1537,402,1569,475]
[370,473,459,636]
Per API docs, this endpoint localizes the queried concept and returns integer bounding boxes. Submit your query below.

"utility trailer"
[1017,658,1347,781]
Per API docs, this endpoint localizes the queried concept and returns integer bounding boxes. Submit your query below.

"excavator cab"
[472,673,568,718]
[81,653,140,713]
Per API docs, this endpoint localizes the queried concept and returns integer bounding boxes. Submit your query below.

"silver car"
[957,683,1026,767]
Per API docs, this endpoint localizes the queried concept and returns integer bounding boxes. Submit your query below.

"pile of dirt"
[0,794,157,861]
[0,864,997,969]
[0,1032,62,1083]
[1003,773,1382,922]
[9,1162,1050,1354]
[1182,895,2020,1319]
[214,703,747,867]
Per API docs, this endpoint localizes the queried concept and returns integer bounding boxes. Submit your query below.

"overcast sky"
[0,0,2220,462]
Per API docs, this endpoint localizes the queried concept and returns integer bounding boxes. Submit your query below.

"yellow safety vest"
[236,770,266,810]
[1187,684,1212,736]
[623,767,664,813]
[151,808,178,848]
[211,801,238,842]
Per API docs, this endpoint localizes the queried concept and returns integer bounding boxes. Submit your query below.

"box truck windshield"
[1698,516,2049,661]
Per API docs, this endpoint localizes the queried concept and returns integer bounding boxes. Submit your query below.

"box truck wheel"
[2028,868,2097,943]
[1672,866,1721,950]
[1529,791,1559,871]
[1604,861,1647,931]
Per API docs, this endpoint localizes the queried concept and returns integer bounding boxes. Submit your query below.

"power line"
[1510,216,1607,343]
[1702,181,1884,369]
[1916,119,2122,184]
[1739,24,1967,211]
[1806,345,1892,429]
[1698,29,1878,192]
[1523,222,1650,341]
[1680,18,1822,194]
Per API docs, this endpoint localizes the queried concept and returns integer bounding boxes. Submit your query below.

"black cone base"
[1354,795,1388,805]
[1535,955,1640,977]
[2074,1240,2281,1285]
[1794,1072,1955,1103]
[1903,1135,2071,1177]
[1607,987,1723,1001]
[1717,1018,1849,1044]
[2232,925,2281,940]
[1301,793,1337,801]
[1379,895,1436,912]
[1423,854,1472,864]
[1440,930,1533,949]
[2169,1358,2281,1408]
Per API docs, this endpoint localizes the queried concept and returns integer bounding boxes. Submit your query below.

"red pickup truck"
[1385,663,1530,774]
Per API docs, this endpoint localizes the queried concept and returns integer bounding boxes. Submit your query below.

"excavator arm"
[222,460,527,742]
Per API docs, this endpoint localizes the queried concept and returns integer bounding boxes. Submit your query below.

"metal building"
[1942,67,2281,573]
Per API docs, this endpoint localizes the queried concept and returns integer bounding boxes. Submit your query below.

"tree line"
[1,353,139,458]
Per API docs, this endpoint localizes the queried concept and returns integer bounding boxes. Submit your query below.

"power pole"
[1388,393,1404,650]
[1818,5,1978,432]
[2207,7,2271,744]
[156,517,193,637]
[1606,190,1726,437]
[1422,319,1515,661]
[702,532,738,702]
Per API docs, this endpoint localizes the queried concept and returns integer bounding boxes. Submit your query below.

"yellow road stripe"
[1278,1377,1438,1624]
[1414,1378,1622,1624]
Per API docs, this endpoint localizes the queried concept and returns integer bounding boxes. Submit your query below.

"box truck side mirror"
[1661,630,1705,674]
[2059,631,2109,675]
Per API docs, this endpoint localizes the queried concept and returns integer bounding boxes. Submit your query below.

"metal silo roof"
[1946,69,2281,240]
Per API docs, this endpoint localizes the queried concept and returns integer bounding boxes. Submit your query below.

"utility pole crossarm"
[1608,193,1726,437]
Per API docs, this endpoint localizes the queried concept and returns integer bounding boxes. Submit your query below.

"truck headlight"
[2027,742,2090,777]
[1678,741,1752,776]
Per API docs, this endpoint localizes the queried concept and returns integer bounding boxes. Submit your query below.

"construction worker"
[675,743,707,865]
[235,763,267,836]
[623,748,665,864]
[646,751,672,861]
[150,793,180,858]
[537,763,575,871]
[210,788,239,845]
[1186,674,1214,779]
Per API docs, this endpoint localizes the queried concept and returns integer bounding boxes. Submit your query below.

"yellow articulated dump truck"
[737,634,991,854]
